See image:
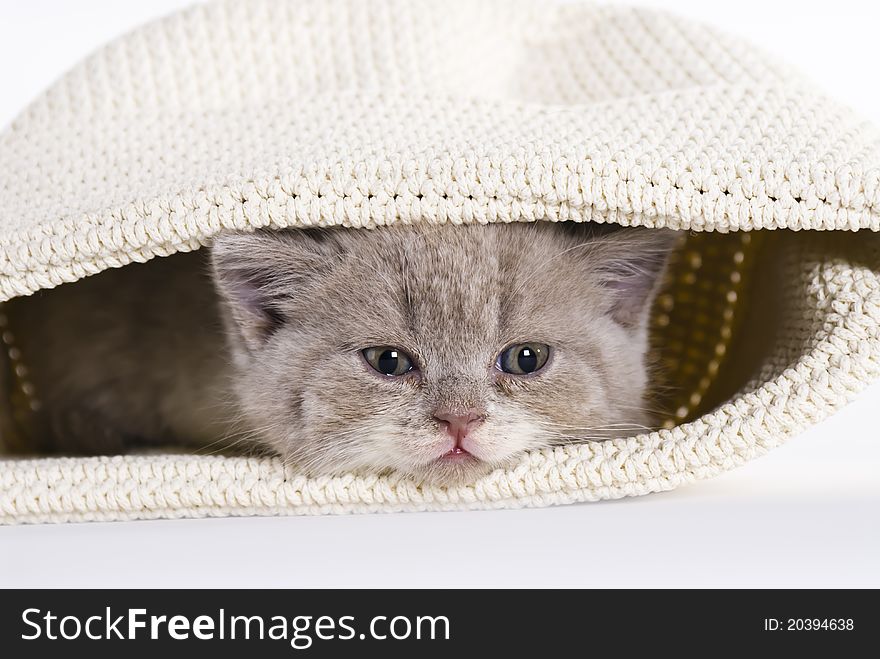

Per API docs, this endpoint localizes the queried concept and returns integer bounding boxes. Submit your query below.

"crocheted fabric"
[1,0,879,524]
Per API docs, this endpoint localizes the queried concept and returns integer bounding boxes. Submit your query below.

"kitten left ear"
[595,228,678,329]
[210,229,343,351]
[210,232,292,351]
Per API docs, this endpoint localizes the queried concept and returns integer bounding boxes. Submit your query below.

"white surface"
[0,0,879,588]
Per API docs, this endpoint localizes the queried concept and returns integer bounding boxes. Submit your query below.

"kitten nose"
[433,409,485,444]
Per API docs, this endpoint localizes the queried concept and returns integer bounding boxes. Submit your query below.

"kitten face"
[211,222,674,485]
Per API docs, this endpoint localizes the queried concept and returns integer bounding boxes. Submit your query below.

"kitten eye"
[362,347,415,377]
[497,343,550,375]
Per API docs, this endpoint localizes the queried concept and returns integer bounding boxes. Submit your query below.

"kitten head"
[211,222,675,485]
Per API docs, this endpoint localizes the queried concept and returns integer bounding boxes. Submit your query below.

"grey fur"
[11,222,675,484]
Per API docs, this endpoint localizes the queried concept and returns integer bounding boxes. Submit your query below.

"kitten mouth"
[436,447,479,463]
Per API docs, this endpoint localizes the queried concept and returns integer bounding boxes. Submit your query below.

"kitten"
[10,222,675,485]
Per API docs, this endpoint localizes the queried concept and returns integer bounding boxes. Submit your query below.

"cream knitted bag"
[1,0,879,524]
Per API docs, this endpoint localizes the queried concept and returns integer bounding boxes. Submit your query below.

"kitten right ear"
[210,229,340,351]
[588,227,679,330]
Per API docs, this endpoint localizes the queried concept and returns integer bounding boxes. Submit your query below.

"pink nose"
[433,409,485,445]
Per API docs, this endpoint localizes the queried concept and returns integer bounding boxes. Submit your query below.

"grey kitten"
[11,222,675,485]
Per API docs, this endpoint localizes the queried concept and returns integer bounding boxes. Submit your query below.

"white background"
[0,0,878,587]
